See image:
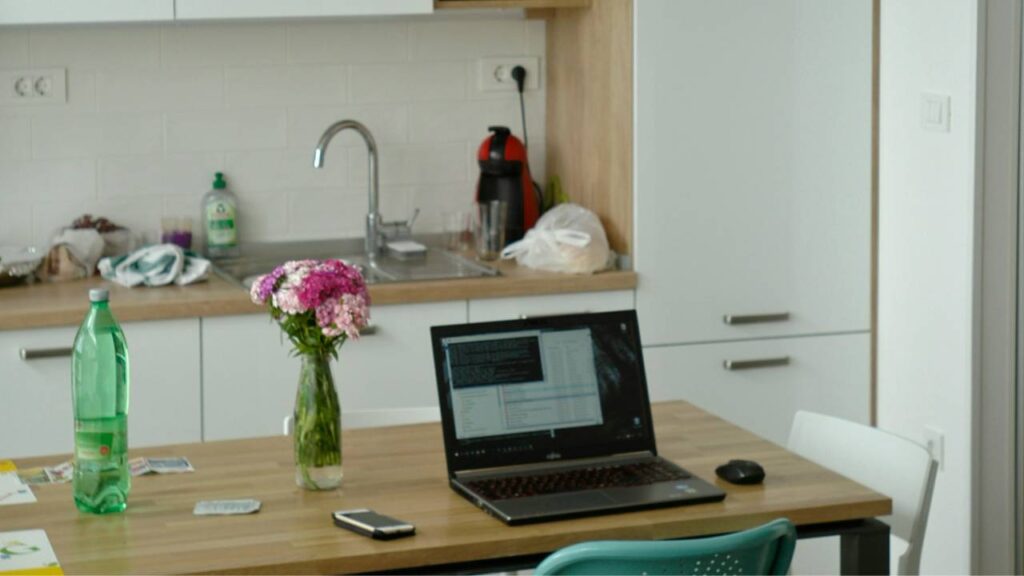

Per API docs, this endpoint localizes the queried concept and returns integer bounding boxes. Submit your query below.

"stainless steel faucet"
[313,119,382,260]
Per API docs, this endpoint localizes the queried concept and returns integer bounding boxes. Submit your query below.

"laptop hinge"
[453,451,657,481]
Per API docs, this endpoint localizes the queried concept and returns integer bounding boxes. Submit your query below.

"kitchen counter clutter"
[0,261,637,331]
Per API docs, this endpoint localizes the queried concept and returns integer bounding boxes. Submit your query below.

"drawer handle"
[723,312,791,325]
[20,347,73,360]
[723,356,791,371]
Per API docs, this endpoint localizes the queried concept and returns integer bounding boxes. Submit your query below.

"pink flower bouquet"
[250,259,370,358]
[249,259,370,490]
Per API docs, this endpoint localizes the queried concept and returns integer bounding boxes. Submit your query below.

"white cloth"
[98,244,211,287]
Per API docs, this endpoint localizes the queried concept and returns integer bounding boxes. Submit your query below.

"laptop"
[430,310,725,525]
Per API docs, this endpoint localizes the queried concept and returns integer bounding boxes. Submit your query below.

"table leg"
[839,518,890,575]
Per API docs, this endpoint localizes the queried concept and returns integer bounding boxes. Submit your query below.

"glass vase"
[293,352,342,490]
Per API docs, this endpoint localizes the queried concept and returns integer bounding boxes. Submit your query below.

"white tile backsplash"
[30,26,161,69]
[166,109,288,152]
[96,67,225,112]
[0,29,29,68]
[286,104,408,149]
[162,24,286,67]
[0,117,30,161]
[409,20,527,61]
[0,16,544,247]
[349,62,466,103]
[287,22,409,64]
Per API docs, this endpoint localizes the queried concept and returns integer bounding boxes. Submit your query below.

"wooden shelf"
[435,0,590,10]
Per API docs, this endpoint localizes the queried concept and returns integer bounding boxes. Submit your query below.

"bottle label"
[75,431,115,460]
[206,201,237,248]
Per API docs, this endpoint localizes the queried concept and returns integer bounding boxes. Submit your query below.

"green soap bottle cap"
[213,172,226,190]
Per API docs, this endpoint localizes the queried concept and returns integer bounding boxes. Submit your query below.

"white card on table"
[0,529,62,575]
[193,499,261,516]
[0,475,35,506]
[146,457,194,474]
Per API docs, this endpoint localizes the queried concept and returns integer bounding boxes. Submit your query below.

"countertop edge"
[0,270,638,331]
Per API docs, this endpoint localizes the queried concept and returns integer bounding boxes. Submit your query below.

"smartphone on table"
[332,509,415,540]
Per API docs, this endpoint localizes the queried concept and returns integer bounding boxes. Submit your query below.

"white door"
[0,319,201,459]
[634,0,872,346]
[202,300,465,441]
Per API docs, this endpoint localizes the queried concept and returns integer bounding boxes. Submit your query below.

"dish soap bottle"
[72,288,130,514]
[202,172,240,258]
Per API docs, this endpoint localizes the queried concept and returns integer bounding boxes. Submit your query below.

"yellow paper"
[0,461,16,473]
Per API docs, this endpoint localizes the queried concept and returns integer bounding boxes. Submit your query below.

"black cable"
[512,66,528,151]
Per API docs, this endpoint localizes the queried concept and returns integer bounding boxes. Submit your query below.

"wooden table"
[1,402,891,575]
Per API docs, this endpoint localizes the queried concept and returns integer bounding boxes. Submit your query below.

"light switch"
[921,93,951,132]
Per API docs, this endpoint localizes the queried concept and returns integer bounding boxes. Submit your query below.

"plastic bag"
[500,203,610,274]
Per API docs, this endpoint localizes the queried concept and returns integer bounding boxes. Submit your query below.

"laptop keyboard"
[465,460,691,501]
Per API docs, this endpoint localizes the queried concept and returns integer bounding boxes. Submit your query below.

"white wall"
[0,15,545,248]
[878,0,979,573]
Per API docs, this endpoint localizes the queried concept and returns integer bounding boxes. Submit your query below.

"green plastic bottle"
[71,288,130,514]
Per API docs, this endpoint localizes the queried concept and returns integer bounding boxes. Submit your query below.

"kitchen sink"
[213,238,499,290]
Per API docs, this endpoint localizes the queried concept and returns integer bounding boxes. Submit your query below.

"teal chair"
[534,518,796,576]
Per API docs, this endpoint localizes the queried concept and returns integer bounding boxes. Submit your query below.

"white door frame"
[973,1,1020,573]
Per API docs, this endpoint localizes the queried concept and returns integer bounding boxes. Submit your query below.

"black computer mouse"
[715,459,765,485]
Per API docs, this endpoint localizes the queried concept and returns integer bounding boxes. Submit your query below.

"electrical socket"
[0,68,66,106]
[923,426,945,470]
[478,57,541,92]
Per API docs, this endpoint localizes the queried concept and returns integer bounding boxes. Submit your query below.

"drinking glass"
[476,200,508,261]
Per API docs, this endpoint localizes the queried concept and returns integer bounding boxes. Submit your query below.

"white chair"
[787,411,938,575]
[283,407,440,435]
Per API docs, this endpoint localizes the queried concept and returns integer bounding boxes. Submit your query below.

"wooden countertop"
[3,401,890,575]
[0,262,637,331]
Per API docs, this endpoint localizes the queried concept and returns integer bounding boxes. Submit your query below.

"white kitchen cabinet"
[0,319,202,459]
[202,300,465,441]
[175,0,431,21]
[643,333,869,445]
[0,0,173,24]
[468,290,635,323]
[634,0,871,346]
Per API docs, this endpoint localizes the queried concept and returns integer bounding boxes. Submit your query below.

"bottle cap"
[213,172,226,190]
[89,288,109,303]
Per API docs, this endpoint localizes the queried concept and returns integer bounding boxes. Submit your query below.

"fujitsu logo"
[546,452,562,460]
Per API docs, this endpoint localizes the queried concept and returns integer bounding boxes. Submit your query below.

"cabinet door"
[202,300,465,441]
[0,0,172,24]
[643,333,869,445]
[468,290,635,323]
[0,319,201,459]
[175,0,431,20]
[635,0,871,346]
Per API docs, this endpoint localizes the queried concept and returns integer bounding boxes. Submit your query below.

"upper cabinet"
[634,0,872,346]
[0,0,431,26]
[175,0,432,21]
[0,0,173,24]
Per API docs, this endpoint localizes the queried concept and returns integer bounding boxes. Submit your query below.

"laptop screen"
[431,310,657,475]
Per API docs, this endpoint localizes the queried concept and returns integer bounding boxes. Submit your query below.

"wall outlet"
[478,57,541,92]
[923,426,945,470]
[0,68,66,106]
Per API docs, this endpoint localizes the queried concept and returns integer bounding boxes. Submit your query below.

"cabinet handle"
[20,347,73,360]
[723,356,791,371]
[723,312,790,325]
